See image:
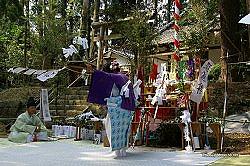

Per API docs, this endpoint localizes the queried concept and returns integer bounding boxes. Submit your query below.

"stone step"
[64,90,89,96]
[69,86,90,91]
[64,95,88,100]
[62,87,89,95]
[50,99,88,105]
[49,109,84,117]
[50,104,88,111]
[65,110,84,117]
[50,110,66,116]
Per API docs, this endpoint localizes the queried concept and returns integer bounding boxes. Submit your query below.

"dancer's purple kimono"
[87,70,135,110]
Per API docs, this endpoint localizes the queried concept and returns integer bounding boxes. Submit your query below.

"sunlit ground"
[210,155,250,166]
[0,138,242,166]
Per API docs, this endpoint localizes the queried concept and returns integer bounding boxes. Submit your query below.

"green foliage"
[28,1,70,69]
[0,0,24,22]
[208,63,221,82]
[180,0,220,51]
[113,9,158,81]
[103,2,130,21]
[118,10,158,64]
[0,17,24,89]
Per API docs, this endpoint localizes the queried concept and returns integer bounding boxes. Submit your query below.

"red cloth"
[149,64,158,81]
[137,65,144,96]
[173,52,181,61]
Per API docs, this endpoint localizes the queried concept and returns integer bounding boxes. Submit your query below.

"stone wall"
[207,82,250,116]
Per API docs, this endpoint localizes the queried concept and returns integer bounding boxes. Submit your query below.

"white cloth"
[180,110,191,124]
[23,69,37,75]
[133,79,142,100]
[239,14,250,24]
[190,59,214,103]
[62,45,78,58]
[104,113,112,148]
[11,67,27,74]
[37,70,59,82]
[120,80,131,98]
[33,70,46,75]
[10,131,48,143]
[40,89,51,121]
[151,88,166,105]
[82,38,89,49]
[73,37,89,49]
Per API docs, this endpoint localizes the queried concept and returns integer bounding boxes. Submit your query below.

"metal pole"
[220,51,229,153]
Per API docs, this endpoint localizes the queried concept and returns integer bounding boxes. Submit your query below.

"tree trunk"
[81,0,89,32]
[220,0,240,81]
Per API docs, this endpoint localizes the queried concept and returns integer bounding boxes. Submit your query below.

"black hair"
[26,97,36,108]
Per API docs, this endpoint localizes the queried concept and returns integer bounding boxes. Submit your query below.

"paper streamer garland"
[172,0,182,61]
[180,109,192,151]
[8,67,65,82]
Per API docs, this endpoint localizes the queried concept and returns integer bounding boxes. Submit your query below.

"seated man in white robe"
[8,97,48,143]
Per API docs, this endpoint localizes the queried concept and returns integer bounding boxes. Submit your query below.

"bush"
[208,64,221,82]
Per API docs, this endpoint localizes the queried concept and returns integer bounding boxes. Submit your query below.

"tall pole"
[24,0,30,68]
[220,51,229,153]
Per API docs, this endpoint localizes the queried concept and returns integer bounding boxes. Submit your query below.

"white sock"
[120,148,127,157]
[115,150,121,157]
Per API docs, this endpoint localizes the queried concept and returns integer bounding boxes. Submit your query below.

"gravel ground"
[0,138,221,166]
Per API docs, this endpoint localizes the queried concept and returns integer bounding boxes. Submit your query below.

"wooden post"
[220,52,229,152]
[89,0,100,58]
[210,123,222,150]
[97,26,104,70]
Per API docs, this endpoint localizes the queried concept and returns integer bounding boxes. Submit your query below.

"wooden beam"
[93,34,122,41]
[147,50,195,58]
[91,17,133,28]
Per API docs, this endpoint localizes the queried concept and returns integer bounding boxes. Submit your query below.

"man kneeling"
[8,97,48,143]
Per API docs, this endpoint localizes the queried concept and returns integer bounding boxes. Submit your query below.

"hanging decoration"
[180,109,192,151]
[8,67,27,74]
[62,44,78,58]
[190,59,214,104]
[37,70,59,82]
[8,67,65,82]
[172,0,182,62]
[149,63,158,81]
[23,69,37,75]
[186,58,195,79]
[40,89,52,122]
